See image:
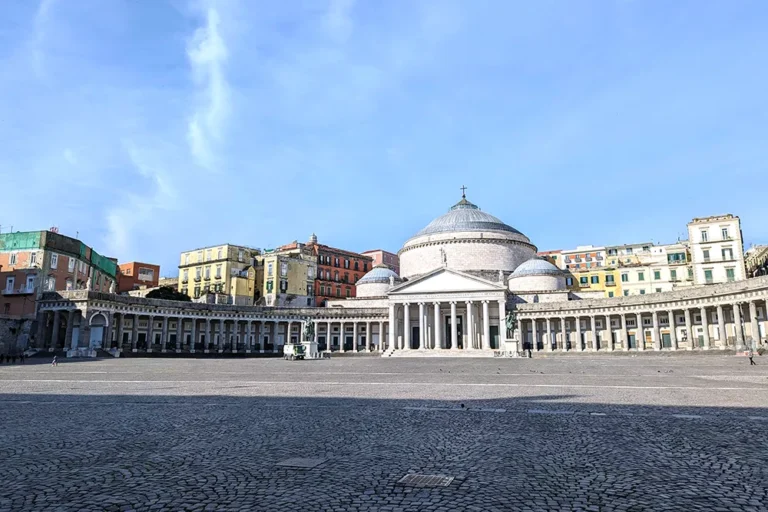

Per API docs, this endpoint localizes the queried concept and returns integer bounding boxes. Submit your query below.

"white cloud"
[186,5,230,171]
[31,0,57,77]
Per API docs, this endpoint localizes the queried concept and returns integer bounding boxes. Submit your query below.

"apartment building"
[178,244,260,303]
[117,262,160,293]
[687,215,745,285]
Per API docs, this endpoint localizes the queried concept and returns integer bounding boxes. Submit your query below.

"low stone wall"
[0,315,34,355]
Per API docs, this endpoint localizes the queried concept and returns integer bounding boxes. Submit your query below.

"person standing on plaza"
[51,355,58,367]
[748,349,757,365]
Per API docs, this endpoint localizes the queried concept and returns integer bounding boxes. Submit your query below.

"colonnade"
[313,319,387,352]
[519,300,766,352]
[387,299,507,351]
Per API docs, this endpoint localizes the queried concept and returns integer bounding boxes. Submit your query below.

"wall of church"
[326,297,389,309]
[513,291,571,304]
[508,275,565,293]
[400,237,536,278]
[356,282,391,298]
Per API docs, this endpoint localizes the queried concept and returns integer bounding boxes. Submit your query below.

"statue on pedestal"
[302,320,315,342]
[505,310,517,338]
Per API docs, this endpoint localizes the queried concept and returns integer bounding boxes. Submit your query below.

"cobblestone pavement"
[1,355,767,511]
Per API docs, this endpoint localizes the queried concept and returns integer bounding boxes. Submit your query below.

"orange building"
[361,249,400,275]
[117,262,160,293]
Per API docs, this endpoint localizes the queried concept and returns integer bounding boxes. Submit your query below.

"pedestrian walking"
[51,355,58,367]
[748,349,757,366]
[20,353,25,364]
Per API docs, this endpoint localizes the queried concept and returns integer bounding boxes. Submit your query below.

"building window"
[185,254,190,265]
[346,287,351,297]
[580,276,588,285]
[194,286,201,298]
[281,262,288,277]
[205,266,211,279]
[590,275,599,284]
[206,249,212,261]
[308,267,314,279]
[726,268,735,282]
[307,284,313,296]
[320,285,325,295]
[334,257,339,267]
[566,277,573,286]
[353,274,358,283]
[345,259,350,269]
[49,253,58,269]
[655,288,662,293]
[626,248,633,255]
[621,274,628,283]
[670,269,677,281]
[654,270,661,280]
[5,277,14,292]
[606,275,615,284]
[640,289,645,295]
[623,290,629,296]
[638,272,645,281]
[215,265,222,278]
[336,286,341,297]
[266,280,274,293]
[183,269,188,282]
[702,249,710,262]
[195,268,202,279]
[704,269,713,284]
[722,248,733,261]
[197,251,203,262]
[334,271,339,281]
[138,268,154,282]
[607,291,614,298]
[66,279,73,291]
[364,262,369,272]
[238,250,244,262]
[280,279,288,293]
[642,246,650,252]
[181,288,188,296]
[45,276,55,291]
[325,270,330,280]
[344,272,349,283]
[700,230,708,242]
[9,253,17,265]
[268,263,273,276]
[354,261,359,271]
[688,267,693,279]
[217,248,223,259]
[721,227,729,240]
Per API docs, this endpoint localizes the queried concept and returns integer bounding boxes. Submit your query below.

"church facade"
[34,195,768,356]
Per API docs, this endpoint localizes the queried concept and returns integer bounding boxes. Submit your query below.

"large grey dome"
[358,265,402,285]
[511,258,562,277]
[415,197,525,238]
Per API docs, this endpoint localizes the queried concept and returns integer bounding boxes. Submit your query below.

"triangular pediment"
[389,268,505,295]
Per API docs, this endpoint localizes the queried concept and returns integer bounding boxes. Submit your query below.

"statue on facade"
[302,320,314,342]
[109,280,116,294]
[505,310,517,338]
[440,247,447,266]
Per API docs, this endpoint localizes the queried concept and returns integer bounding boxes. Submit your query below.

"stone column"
[325,321,332,352]
[51,310,61,350]
[717,305,726,349]
[175,317,183,353]
[353,321,358,352]
[652,311,661,351]
[433,303,441,350]
[636,313,644,351]
[620,314,628,351]
[146,315,155,352]
[338,321,345,352]
[388,304,396,351]
[273,321,280,353]
[482,301,491,350]
[362,321,369,351]
[403,304,411,350]
[466,301,474,349]
[700,307,711,350]
[683,309,693,350]
[206,319,212,353]
[377,320,384,352]
[131,313,139,351]
[313,320,319,345]
[417,303,425,350]
[450,302,457,350]
[532,318,539,351]
[498,300,507,349]
[161,316,169,352]
[604,316,614,351]
[246,321,253,352]
[116,313,125,351]
[589,315,597,351]
[560,317,567,351]
[545,318,552,352]
[190,318,197,353]
[257,321,263,352]
[733,303,745,351]
[749,301,760,346]
[575,317,583,351]
[668,311,677,350]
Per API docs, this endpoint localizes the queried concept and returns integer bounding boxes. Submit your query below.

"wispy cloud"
[31,0,56,77]
[324,0,355,42]
[186,4,230,171]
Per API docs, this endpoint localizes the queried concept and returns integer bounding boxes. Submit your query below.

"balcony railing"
[194,277,202,282]
[605,281,616,287]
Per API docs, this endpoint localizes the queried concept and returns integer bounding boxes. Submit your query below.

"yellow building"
[259,246,317,307]
[178,244,260,304]
[566,267,623,298]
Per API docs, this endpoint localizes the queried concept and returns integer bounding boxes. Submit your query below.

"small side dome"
[356,264,402,298]
[511,258,562,277]
[508,257,565,292]
[358,264,402,285]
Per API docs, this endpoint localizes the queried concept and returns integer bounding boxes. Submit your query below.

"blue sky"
[1,0,767,276]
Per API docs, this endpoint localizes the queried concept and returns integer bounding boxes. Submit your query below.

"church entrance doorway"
[411,327,420,349]
[443,315,463,349]
[662,333,671,348]
[628,334,637,349]
[490,326,499,350]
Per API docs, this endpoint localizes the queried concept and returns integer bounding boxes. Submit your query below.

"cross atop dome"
[460,185,467,199]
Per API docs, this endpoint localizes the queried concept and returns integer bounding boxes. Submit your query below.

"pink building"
[361,249,400,275]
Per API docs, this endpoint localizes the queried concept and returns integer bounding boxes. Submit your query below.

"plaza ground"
[1,355,767,511]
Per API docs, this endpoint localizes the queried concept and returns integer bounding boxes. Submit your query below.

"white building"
[687,214,745,285]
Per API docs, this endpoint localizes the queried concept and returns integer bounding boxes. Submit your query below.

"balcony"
[182,279,189,284]
[605,281,616,287]
[204,276,211,281]
[2,286,36,295]
[194,277,202,282]
[214,275,222,280]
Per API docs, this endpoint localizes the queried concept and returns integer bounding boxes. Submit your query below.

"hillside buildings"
[117,262,160,293]
[361,249,400,275]
[177,244,261,304]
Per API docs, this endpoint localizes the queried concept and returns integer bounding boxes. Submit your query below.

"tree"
[146,286,191,302]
